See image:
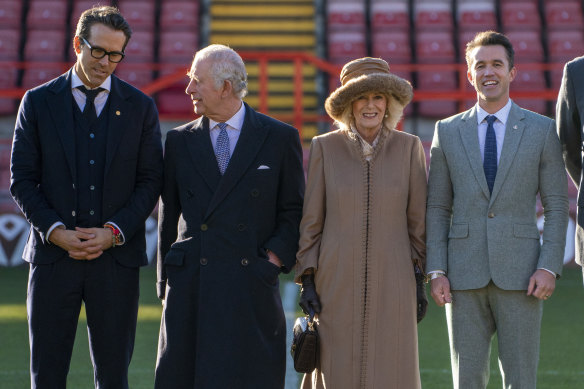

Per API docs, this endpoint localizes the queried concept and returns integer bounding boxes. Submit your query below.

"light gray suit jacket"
[557,56,584,266]
[426,102,569,290]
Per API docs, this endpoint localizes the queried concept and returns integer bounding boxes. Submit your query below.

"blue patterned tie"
[483,115,497,194]
[215,122,230,175]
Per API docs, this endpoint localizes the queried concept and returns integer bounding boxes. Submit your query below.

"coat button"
[237,223,246,231]
[200,224,208,231]
[200,258,208,265]
[241,258,249,266]
[251,189,260,197]
[72,210,76,216]
[89,210,94,215]
[488,212,495,218]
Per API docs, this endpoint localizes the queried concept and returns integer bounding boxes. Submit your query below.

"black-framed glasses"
[81,37,125,63]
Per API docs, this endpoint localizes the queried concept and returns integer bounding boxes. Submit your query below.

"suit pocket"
[513,224,540,239]
[448,223,469,238]
[163,248,185,266]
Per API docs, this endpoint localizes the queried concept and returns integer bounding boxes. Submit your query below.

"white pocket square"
[257,165,271,170]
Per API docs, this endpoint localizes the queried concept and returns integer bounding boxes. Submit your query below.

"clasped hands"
[49,226,114,260]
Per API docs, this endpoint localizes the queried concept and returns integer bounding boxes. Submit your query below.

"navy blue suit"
[10,70,163,388]
[155,104,304,388]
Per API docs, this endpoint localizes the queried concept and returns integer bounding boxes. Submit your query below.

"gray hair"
[194,44,248,99]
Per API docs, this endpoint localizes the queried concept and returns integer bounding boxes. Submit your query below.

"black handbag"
[290,311,320,373]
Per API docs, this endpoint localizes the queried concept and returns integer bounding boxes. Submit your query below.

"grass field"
[1,265,583,388]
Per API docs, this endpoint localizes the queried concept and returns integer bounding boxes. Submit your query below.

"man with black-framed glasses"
[10,6,163,388]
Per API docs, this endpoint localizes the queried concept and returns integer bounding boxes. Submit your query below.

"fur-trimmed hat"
[325,57,413,130]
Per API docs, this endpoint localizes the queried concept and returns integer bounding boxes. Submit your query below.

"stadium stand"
[0,0,23,29]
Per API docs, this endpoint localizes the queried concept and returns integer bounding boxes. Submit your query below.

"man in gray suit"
[426,31,569,389]
[557,56,584,281]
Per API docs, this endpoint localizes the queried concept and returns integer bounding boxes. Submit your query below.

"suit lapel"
[48,70,77,180]
[205,104,269,218]
[489,102,526,204]
[459,107,491,199]
[185,117,222,193]
[104,76,132,175]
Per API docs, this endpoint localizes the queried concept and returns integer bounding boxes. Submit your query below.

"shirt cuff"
[538,268,556,277]
[105,221,125,246]
[46,222,65,244]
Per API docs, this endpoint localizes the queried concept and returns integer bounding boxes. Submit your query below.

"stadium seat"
[160,1,200,31]
[115,63,153,89]
[506,31,544,62]
[511,70,547,114]
[372,31,411,62]
[501,2,541,32]
[414,1,453,32]
[156,89,195,117]
[22,66,63,89]
[417,71,458,117]
[24,30,66,61]
[548,30,584,61]
[0,29,20,61]
[457,1,496,32]
[122,31,154,62]
[117,1,155,31]
[26,0,68,30]
[328,31,367,63]
[545,1,583,31]
[0,68,17,115]
[0,0,22,29]
[327,1,366,31]
[71,1,113,31]
[416,31,455,63]
[159,31,199,63]
[370,2,409,30]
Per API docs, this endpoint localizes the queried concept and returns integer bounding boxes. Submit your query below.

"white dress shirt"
[209,102,246,156]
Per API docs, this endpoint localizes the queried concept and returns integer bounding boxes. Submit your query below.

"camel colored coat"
[295,128,427,389]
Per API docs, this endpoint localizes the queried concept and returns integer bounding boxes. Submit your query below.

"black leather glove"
[415,265,428,323]
[299,273,322,316]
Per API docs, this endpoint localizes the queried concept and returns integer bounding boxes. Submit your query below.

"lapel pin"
[513,125,518,130]
[116,110,121,116]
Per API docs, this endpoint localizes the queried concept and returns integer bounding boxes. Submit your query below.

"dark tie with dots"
[215,122,230,175]
[77,86,104,122]
[483,115,497,194]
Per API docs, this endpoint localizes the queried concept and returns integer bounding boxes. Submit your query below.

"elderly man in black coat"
[155,44,305,388]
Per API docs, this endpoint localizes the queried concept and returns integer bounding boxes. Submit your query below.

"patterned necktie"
[215,122,230,175]
[77,86,104,122]
[483,115,497,194]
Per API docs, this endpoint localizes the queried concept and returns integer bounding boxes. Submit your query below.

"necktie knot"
[77,85,104,104]
[486,115,497,126]
[77,86,104,121]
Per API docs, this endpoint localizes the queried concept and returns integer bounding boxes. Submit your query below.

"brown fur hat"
[325,57,413,130]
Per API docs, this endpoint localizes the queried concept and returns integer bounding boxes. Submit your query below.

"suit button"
[200,224,208,231]
[200,258,208,265]
[241,258,249,266]
[251,189,260,197]
[72,211,76,216]
[488,212,495,218]
[237,223,246,231]
[89,210,94,215]
[72,183,76,190]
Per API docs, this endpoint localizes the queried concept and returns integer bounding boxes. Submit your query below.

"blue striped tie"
[215,122,230,175]
[483,115,497,194]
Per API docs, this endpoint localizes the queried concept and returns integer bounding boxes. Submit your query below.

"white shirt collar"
[209,102,245,132]
[71,67,111,92]
[476,99,512,126]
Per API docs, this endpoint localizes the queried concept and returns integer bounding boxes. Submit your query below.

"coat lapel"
[205,104,269,218]
[185,117,222,193]
[489,102,526,204]
[47,70,76,180]
[458,107,491,199]
[104,75,132,175]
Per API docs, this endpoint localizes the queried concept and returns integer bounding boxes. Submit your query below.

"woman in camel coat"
[295,57,427,389]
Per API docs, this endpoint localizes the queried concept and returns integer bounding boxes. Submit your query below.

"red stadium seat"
[511,70,547,114]
[0,29,20,61]
[414,1,453,32]
[328,31,367,63]
[0,67,17,114]
[115,63,153,89]
[22,66,63,89]
[370,2,409,30]
[327,2,366,31]
[545,1,583,31]
[24,30,66,61]
[159,31,199,63]
[548,30,584,61]
[457,2,496,32]
[117,1,155,30]
[156,89,194,117]
[501,2,541,32]
[372,31,411,62]
[0,0,22,28]
[417,71,458,117]
[123,31,154,62]
[506,31,544,62]
[26,0,68,30]
[160,1,200,31]
[71,1,113,32]
[416,31,455,63]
